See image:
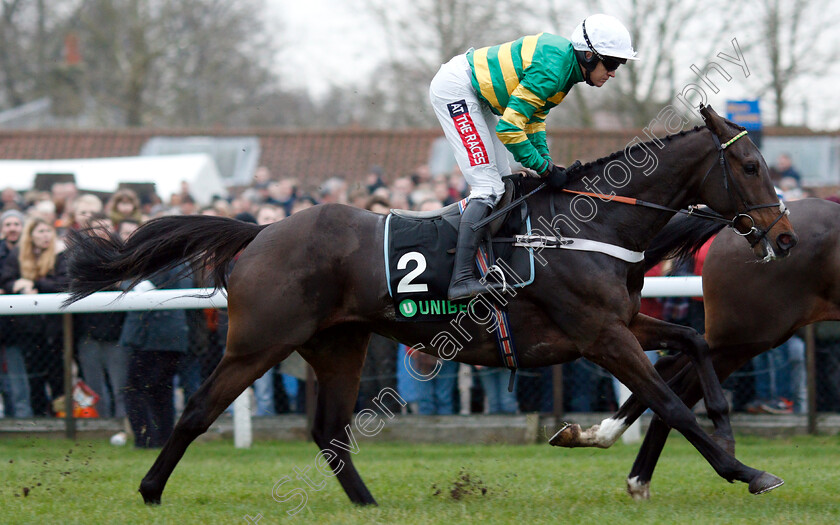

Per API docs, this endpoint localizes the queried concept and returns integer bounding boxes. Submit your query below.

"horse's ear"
[699,104,725,135]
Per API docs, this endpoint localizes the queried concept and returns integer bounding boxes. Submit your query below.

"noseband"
[702,130,789,247]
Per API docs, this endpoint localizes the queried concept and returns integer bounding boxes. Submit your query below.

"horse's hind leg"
[550,352,692,448]
[298,325,377,506]
[138,344,296,504]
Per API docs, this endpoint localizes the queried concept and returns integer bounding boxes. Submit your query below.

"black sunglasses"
[600,56,627,72]
[581,19,627,72]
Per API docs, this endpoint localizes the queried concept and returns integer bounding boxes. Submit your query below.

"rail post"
[62,313,76,440]
[805,324,818,434]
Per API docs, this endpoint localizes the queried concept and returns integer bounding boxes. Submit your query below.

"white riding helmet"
[571,14,639,61]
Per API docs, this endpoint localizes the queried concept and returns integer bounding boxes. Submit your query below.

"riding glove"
[542,162,568,188]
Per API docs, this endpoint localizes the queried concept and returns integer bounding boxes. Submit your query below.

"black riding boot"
[448,198,502,301]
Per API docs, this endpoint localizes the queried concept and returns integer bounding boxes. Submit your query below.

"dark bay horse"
[63,106,795,506]
[552,198,838,499]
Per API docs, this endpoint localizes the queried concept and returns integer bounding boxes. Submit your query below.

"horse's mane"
[643,213,726,271]
[563,125,707,183]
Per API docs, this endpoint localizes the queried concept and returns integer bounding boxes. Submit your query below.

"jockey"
[430,14,638,301]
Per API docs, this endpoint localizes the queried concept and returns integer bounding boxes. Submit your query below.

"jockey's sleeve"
[493,37,582,173]
[526,110,551,163]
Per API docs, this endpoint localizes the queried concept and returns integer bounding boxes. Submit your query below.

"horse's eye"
[744,163,757,175]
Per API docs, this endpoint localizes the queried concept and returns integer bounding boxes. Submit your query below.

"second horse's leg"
[627,314,734,454]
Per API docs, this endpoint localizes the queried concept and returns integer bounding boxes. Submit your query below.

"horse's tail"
[64,215,265,305]
[644,214,726,271]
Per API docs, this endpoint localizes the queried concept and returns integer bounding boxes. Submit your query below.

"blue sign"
[726,99,762,131]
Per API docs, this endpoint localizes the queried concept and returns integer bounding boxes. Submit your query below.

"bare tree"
[553,0,838,129]
[746,0,839,126]
[0,0,299,127]
[0,0,68,108]
[74,0,285,127]
[356,0,535,127]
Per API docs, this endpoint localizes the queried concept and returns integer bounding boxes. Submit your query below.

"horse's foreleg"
[627,345,762,500]
[138,346,295,505]
[298,326,377,506]
[585,324,782,495]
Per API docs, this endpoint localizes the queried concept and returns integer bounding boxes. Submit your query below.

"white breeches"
[429,53,510,204]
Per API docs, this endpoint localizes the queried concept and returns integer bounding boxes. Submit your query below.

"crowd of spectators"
[1,153,839,436]
[0,163,481,432]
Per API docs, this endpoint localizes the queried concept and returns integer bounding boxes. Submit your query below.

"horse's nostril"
[777,233,797,251]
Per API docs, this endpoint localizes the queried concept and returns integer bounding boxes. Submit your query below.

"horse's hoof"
[748,472,784,495]
[626,476,650,501]
[549,423,581,447]
[139,484,162,505]
[141,493,161,505]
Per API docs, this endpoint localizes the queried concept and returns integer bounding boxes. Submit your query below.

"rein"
[475,129,788,247]
[559,188,732,224]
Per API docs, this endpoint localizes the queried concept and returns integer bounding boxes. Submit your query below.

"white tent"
[0,153,225,205]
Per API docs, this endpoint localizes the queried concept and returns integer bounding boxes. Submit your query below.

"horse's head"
[698,104,797,260]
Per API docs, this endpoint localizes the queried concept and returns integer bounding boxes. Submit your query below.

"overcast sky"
[272,0,386,99]
[270,0,840,130]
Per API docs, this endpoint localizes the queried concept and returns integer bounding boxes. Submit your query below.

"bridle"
[699,129,789,247]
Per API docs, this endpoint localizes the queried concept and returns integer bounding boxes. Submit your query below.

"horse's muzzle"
[756,229,797,261]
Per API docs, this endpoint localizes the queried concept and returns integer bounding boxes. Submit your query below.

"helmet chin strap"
[574,49,597,86]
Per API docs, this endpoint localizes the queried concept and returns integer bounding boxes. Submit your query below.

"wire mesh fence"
[2,310,839,420]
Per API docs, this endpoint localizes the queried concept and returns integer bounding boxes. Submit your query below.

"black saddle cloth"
[386,176,527,321]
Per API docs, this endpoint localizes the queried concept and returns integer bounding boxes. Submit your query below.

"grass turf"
[1,434,838,524]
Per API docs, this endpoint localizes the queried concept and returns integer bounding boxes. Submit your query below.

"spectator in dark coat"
[120,264,191,448]
[0,209,30,417]
[775,153,802,185]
